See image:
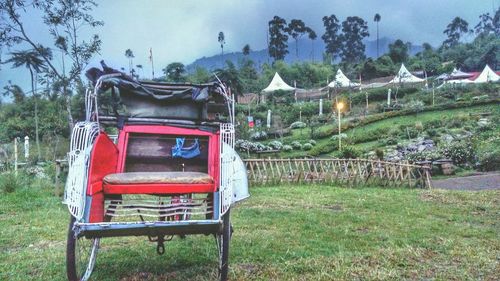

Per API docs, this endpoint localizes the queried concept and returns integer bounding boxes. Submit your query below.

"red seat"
[103,172,215,194]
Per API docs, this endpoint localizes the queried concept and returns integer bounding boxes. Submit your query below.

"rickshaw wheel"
[217,209,231,281]
[66,216,100,281]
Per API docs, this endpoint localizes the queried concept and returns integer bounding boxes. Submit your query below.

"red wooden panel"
[87,133,119,195]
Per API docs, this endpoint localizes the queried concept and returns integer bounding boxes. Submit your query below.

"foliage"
[441,140,476,166]
[302,143,313,150]
[443,17,471,48]
[282,145,293,152]
[321,14,342,62]
[404,99,424,113]
[268,140,283,150]
[268,16,289,61]
[476,136,500,171]
[340,16,370,63]
[162,62,186,82]
[388,39,410,63]
[290,121,306,129]
[291,141,302,150]
[0,172,21,193]
[335,145,361,159]
[250,130,268,141]
[308,139,317,146]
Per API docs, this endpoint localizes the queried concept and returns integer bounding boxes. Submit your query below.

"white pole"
[387,89,391,106]
[24,136,29,159]
[267,109,271,128]
[338,109,342,151]
[319,99,323,116]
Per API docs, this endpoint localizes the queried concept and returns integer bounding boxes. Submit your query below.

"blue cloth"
[172,138,201,159]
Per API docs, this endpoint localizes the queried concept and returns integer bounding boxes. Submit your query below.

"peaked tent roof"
[389,64,425,84]
[449,68,472,79]
[262,72,295,93]
[328,69,360,88]
[473,65,500,83]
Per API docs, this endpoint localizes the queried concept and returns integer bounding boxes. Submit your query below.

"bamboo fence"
[243,158,432,189]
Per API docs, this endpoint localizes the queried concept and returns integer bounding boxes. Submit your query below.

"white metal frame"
[219,124,234,216]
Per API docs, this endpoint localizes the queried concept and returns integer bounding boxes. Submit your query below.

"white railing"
[219,123,234,216]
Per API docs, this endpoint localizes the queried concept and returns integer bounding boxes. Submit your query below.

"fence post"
[14,138,18,176]
[55,160,61,196]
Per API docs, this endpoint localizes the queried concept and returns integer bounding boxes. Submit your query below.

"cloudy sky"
[1,0,498,91]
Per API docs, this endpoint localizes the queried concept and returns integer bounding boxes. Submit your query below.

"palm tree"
[136,64,143,78]
[124,49,134,75]
[307,28,317,62]
[5,50,46,160]
[242,44,251,56]
[218,32,225,60]
[374,13,381,57]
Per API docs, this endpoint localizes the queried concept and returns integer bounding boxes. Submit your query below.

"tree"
[306,28,317,62]
[373,13,381,57]
[388,39,409,63]
[215,61,243,103]
[268,16,289,61]
[321,14,342,63]
[287,19,308,58]
[162,62,185,82]
[0,0,103,132]
[125,49,134,75]
[242,44,251,56]
[218,31,225,57]
[443,17,470,48]
[494,7,500,35]
[2,82,25,104]
[475,8,500,36]
[136,64,143,78]
[340,16,370,63]
[4,49,47,160]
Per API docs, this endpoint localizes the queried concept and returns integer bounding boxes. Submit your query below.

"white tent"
[449,68,472,79]
[262,72,295,93]
[473,65,500,83]
[328,69,360,88]
[389,64,425,84]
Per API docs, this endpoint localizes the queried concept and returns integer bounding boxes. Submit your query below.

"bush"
[290,121,306,129]
[291,141,302,150]
[0,172,22,193]
[375,148,384,160]
[477,138,500,171]
[385,137,398,145]
[302,143,313,150]
[330,133,347,141]
[250,131,268,141]
[282,145,293,152]
[335,146,361,159]
[268,140,283,150]
[308,139,317,146]
[404,99,424,113]
[405,150,442,163]
[441,140,475,166]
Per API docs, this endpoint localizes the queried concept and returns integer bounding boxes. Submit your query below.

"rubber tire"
[66,216,98,281]
[219,210,231,281]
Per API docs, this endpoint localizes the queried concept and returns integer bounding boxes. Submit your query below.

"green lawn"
[1,185,499,280]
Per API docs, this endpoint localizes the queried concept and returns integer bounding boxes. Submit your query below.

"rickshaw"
[63,62,249,281]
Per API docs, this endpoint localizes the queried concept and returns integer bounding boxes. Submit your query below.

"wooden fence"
[243,158,432,189]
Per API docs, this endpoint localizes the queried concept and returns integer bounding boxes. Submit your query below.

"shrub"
[476,138,500,171]
[291,141,302,150]
[385,137,398,145]
[375,148,384,160]
[335,146,361,159]
[302,143,313,150]
[250,131,268,141]
[405,150,442,163]
[404,99,424,113]
[268,140,283,150]
[330,133,347,141]
[440,140,475,166]
[308,139,317,146]
[0,172,21,193]
[415,121,424,132]
[282,145,293,152]
[290,121,306,129]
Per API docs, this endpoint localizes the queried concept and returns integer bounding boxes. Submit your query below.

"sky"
[0,0,498,93]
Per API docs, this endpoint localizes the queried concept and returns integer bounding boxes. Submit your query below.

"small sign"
[247,116,254,128]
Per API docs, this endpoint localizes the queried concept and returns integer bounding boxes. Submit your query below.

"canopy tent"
[328,69,360,88]
[473,65,500,83]
[389,64,425,84]
[262,72,295,93]
[448,68,472,80]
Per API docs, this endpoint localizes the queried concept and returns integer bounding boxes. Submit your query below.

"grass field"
[1,185,499,280]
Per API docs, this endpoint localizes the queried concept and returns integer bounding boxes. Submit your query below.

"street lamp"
[336,101,345,151]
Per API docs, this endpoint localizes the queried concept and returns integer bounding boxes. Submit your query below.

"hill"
[186,37,423,72]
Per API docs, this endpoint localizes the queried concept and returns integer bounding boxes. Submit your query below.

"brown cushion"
[103,172,213,185]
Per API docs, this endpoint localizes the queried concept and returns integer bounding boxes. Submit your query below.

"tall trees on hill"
[321,14,342,63]
[388,39,409,64]
[442,17,471,48]
[125,49,135,75]
[307,28,317,62]
[0,0,103,132]
[268,16,289,61]
[218,31,226,58]
[287,19,308,58]
[340,16,370,63]
[474,7,500,36]
[374,13,381,57]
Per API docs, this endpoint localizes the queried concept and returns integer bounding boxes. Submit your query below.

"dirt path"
[432,172,500,191]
